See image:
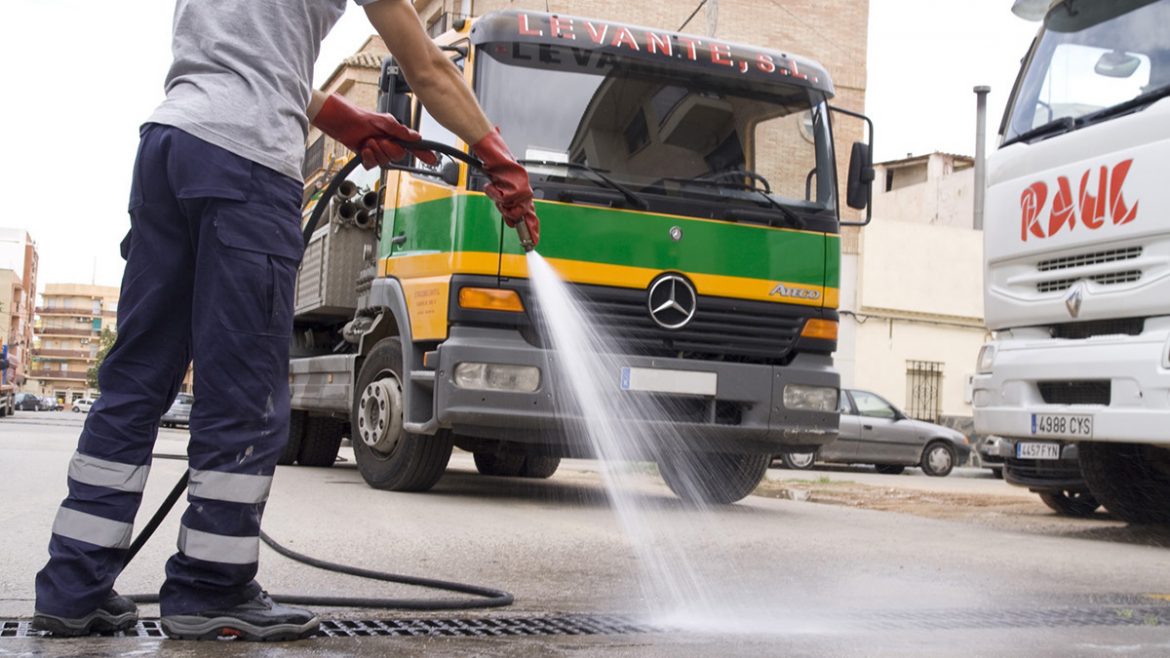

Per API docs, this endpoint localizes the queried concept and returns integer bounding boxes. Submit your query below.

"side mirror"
[439,160,461,186]
[377,57,413,127]
[846,141,874,210]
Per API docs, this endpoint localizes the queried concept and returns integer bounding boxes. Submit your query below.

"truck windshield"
[1003,0,1170,144]
[475,42,836,221]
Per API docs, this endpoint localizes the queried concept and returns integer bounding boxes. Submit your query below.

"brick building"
[0,229,39,392]
[31,283,120,403]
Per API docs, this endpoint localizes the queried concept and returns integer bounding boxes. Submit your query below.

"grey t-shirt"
[148,0,379,182]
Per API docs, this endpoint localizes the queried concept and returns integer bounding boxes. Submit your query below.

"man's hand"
[472,129,540,248]
[311,93,437,169]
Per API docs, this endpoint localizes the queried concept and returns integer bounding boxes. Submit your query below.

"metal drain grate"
[1,614,653,640]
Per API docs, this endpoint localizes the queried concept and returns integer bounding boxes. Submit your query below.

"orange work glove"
[311,93,438,169]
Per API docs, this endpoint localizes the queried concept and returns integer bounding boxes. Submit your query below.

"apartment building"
[0,229,39,391]
[31,283,119,402]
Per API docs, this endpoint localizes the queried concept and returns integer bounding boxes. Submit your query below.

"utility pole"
[706,0,718,36]
[973,85,990,231]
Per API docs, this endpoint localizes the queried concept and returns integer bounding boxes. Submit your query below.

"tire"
[990,467,1004,479]
[297,416,344,467]
[1079,442,1170,524]
[920,441,956,477]
[658,452,770,505]
[874,464,906,475]
[521,456,561,479]
[350,338,453,492]
[1038,490,1100,517]
[278,411,307,466]
[779,451,817,470]
[474,452,525,477]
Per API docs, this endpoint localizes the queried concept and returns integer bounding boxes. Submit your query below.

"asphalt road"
[3,411,1170,656]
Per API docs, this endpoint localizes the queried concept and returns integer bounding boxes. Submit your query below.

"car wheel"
[473,451,525,477]
[72,407,80,413]
[874,464,905,475]
[1038,490,1100,517]
[278,411,307,466]
[1079,442,1170,524]
[780,451,817,470]
[920,441,956,477]
[350,337,453,491]
[298,416,345,467]
[521,456,561,479]
[658,451,770,505]
[990,467,1004,479]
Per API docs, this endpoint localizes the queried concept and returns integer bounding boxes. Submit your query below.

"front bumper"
[434,325,839,455]
[1004,442,1087,492]
[972,318,1170,445]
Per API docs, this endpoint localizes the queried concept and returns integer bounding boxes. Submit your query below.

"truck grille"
[1051,318,1144,339]
[1037,380,1110,406]
[560,284,808,365]
[1037,247,1142,272]
[1036,270,1142,293]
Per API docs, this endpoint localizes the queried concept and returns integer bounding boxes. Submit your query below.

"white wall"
[873,166,974,229]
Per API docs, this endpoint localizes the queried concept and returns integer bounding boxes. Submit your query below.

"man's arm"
[361,0,493,145]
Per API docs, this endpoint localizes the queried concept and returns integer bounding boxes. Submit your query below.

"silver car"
[779,389,972,477]
[161,393,193,428]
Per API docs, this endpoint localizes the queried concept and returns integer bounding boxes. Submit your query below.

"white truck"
[974,0,1170,523]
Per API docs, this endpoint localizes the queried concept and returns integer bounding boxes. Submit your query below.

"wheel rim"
[788,452,815,468]
[927,445,952,473]
[357,373,403,455]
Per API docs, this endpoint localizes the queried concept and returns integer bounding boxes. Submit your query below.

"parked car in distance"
[978,435,1008,479]
[41,397,63,411]
[14,392,41,411]
[1002,438,1100,517]
[777,389,972,477]
[72,398,96,413]
[161,393,193,428]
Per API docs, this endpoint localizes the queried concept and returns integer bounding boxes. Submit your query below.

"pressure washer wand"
[515,221,535,253]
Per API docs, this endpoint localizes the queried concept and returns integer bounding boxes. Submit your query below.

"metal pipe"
[337,179,359,200]
[336,200,358,223]
[359,190,379,210]
[354,208,375,229]
[973,85,990,231]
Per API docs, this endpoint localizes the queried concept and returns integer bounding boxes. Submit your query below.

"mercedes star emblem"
[647,274,697,329]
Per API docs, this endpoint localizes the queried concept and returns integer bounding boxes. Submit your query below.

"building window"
[426,12,448,38]
[906,360,943,422]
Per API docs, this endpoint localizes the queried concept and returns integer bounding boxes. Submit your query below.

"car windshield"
[1003,0,1170,143]
[475,42,836,220]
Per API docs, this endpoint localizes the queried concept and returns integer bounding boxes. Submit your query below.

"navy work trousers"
[35,124,304,617]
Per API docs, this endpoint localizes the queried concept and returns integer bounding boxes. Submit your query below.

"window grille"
[906,360,943,422]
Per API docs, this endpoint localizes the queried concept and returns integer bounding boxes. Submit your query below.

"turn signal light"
[800,318,838,341]
[459,287,524,313]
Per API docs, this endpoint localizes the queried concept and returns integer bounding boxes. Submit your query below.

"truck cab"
[287,11,873,503]
[973,0,1170,522]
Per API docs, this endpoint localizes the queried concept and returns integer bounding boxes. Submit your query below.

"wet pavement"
[3,411,1170,656]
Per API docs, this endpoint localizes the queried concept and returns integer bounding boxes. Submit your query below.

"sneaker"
[160,591,319,641]
[32,590,139,637]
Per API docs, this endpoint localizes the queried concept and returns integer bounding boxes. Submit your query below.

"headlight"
[976,344,997,374]
[454,363,541,392]
[783,385,838,412]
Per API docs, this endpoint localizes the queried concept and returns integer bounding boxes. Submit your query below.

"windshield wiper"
[662,175,805,229]
[1002,116,1075,147]
[517,160,649,211]
[1078,83,1170,127]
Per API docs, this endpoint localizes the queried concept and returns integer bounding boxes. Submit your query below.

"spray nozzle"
[515,222,535,253]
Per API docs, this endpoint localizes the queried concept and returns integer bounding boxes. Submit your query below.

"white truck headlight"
[976,344,997,374]
[783,385,838,412]
[454,363,541,393]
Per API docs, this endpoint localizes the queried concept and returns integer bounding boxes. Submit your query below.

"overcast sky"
[1,0,1039,290]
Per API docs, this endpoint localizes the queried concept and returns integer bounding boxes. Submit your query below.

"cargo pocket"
[212,202,304,337]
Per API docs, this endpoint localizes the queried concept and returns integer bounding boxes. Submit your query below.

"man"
[33,0,539,642]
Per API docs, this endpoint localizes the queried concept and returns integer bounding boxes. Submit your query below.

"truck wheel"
[521,456,561,479]
[1038,490,1100,517]
[298,416,344,467]
[780,451,817,470]
[1079,442,1170,524]
[351,337,452,492]
[657,452,770,505]
[920,441,956,477]
[278,411,307,466]
[473,452,525,477]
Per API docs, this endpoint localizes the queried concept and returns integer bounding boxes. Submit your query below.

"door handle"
[389,233,407,246]
[863,424,874,430]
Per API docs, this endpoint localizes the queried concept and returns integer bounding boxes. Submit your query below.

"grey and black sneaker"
[32,590,139,637]
[160,591,319,641]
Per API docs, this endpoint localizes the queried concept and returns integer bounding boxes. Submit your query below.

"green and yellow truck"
[285,10,873,503]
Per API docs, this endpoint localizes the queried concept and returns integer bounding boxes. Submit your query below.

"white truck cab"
[973,0,1170,523]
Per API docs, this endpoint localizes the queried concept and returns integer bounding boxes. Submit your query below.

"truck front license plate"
[1016,441,1061,460]
[1030,414,1093,439]
[619,367,717,397]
